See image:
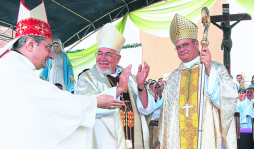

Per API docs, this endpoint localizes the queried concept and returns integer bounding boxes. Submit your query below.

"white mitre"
[96,23,125,52]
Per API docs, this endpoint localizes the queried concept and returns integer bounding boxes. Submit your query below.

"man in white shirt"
[236,85,254,128]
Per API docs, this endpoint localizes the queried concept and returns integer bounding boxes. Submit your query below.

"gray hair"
[116,51,120,56]
[96,65,112,75]
[13,35,46,51]
[192,39,200,54]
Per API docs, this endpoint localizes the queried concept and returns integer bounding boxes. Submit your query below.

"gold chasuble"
[157,61,238,149]
[179,66,199,148]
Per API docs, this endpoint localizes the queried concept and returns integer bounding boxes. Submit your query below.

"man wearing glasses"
[0,1,124,149]
[156,14,238,149]
[74,23,155,149]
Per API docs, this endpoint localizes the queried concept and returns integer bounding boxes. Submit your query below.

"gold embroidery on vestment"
[179,66,199,149]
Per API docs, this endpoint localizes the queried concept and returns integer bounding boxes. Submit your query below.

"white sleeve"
[136,90,155,115]
[205,67,221,109]
[79,95,97,128]
[80,87,119,122]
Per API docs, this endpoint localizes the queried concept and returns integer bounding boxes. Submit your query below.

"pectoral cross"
[182,103,193,118]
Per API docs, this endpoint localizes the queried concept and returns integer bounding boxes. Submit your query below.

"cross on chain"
[182,103,193,118]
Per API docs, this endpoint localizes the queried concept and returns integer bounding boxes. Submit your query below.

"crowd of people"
[143,78,166,120]
[234,74,254,128]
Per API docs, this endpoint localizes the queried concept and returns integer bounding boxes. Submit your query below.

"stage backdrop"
[63,0,253,82]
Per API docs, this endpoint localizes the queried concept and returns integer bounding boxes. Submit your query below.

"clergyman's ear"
[117,54,121,63]
[195,40,199,50]
[25,37,35,52]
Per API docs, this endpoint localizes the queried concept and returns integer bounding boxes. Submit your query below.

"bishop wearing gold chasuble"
[157,14,238,149]
[75,23,155,149]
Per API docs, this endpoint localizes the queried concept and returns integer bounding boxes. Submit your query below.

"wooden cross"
[210,4,251,75]
[182,103,193,118]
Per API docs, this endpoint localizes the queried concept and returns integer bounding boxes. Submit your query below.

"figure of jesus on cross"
[210,3,251,74]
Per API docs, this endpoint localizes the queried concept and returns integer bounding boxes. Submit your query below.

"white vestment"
[0,51,97,149]
[72,65,155,149]
[238,99,254,128]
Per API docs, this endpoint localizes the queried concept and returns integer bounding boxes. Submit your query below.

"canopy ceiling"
[0,0,161,47]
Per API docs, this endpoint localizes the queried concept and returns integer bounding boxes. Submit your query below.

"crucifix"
[210,4,251,75]
[182,103,193,118]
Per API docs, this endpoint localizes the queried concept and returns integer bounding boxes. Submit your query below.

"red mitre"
[16,0,52,39]
[0,0,52,57]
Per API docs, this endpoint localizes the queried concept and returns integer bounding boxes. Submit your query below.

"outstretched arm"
[211,20,222,30]
[231,14,247,28]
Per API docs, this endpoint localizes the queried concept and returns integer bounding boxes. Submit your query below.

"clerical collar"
[183,56,200,68]
[14,50,36,71]
[110,66,121,77]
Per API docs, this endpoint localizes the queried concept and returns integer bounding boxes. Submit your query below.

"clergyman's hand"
[96,94,125,109]
[200,47,212,75]
[136,62,150,88]
[117,64,132,96]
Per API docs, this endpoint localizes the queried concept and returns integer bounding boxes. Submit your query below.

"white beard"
[96,65,112,75]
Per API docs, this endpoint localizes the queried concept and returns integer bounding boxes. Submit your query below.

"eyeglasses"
[154,86,161,89]
[95,52,117,60]
[175,42,193,51]
[34,39,53,52]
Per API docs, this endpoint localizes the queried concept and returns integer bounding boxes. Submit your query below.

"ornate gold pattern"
[179,66,199,149]
[15,18,52,38]
[170,14,198,45]
[157,61,238,149]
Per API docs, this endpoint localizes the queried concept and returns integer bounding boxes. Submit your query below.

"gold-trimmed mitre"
[96,23,125,52]
[170,14,198,45]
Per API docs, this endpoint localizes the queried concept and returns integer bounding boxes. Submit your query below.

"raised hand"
[96,94,125,109]
[117,64,132,96]
[200,47,212,75]
[136,62,150,88]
